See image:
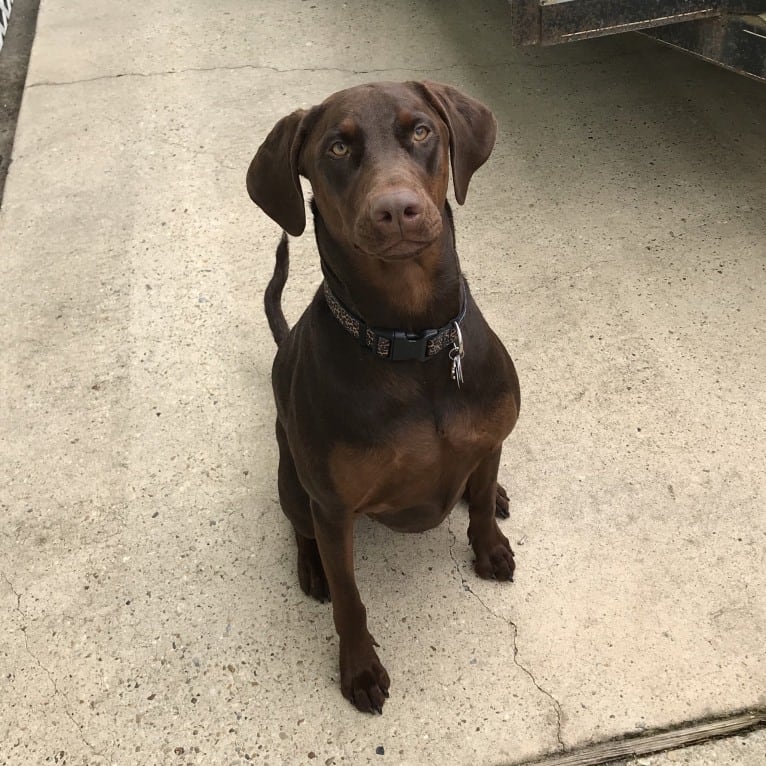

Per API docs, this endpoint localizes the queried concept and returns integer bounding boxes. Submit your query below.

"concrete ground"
[1,1,764,765]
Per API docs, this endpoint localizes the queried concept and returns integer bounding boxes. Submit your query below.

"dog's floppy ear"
[415,81,497,205]
[246,109,314,236]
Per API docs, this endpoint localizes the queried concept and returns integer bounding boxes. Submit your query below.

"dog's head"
[246,81,496,261]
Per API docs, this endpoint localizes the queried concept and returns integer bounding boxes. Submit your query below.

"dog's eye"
[413,125,430,142]
[329,141,349,157]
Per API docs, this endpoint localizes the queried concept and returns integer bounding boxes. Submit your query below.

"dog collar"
[322,279,467,367]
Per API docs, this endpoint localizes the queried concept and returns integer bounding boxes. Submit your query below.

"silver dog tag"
[449,322,464,388]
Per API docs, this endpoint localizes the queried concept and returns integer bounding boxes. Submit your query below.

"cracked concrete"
[26,55,636,90]
[2,0,765,764]
[25,62,511,89]
[2,572,102,758]
[447,518,566,753]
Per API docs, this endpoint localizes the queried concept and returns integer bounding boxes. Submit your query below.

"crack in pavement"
[23,48,650,90]
[1,570,105,757]
[446,520,566,753]
[3,569,23,613]
[25,61,496,89]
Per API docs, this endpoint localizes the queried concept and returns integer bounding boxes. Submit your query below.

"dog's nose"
[370,190,424,236]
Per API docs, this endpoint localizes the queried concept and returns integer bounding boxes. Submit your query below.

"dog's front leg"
[466,449,516,581]
[311,501,391,713]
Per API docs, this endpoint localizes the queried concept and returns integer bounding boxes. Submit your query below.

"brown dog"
[247,81,520,713]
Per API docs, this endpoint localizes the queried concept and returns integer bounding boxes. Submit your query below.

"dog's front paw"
[339,640,391,714]
[472,531,515,582]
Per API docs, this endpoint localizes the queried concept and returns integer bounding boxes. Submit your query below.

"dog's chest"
[328,391,516,518]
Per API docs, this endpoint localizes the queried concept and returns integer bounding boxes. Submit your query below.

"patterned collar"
[322,279,467,363]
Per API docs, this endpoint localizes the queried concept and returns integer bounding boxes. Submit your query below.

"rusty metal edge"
[510,0,543,45]
[644,13,766,82]
[543,8,722,44]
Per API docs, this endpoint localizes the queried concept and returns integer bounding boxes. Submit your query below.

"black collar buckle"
[379,328,439,362]
[322,278,466,364]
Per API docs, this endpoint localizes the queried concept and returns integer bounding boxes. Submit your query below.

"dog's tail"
[264,232,290,346]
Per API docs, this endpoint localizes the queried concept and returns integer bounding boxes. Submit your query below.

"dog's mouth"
[376,239,435,260]
[354,233,441,261]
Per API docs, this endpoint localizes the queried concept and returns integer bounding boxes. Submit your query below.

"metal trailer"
[509,0,766,81]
